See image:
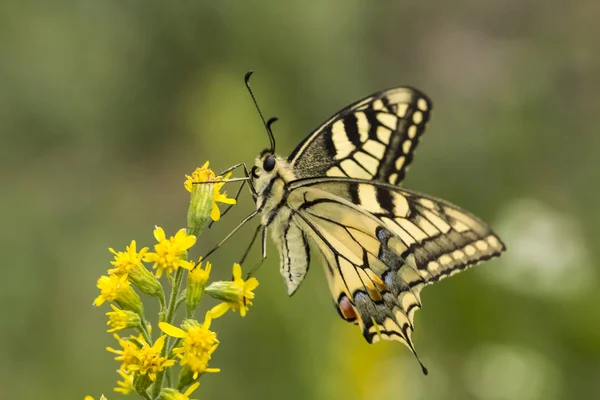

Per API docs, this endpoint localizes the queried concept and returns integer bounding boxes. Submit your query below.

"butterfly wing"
[288,87,432,185]
[286,177,505,361]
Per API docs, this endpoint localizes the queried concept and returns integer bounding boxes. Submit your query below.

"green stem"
[166,269,184,323]
[138,319,152,344]
[166,367,172,387]
[152,268,184,399]
[158,288,166,311]
[140,391,152,400]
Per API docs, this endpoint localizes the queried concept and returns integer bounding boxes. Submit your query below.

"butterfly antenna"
[244,71,276,153]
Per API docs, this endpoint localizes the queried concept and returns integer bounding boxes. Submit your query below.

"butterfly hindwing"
[286,177,505,355]
[288,87,432,185]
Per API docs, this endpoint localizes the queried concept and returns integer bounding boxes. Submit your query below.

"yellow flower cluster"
[89,162,259,399]
[184,161,236,222]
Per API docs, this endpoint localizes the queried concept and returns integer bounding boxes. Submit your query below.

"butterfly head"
[250,151,295,196]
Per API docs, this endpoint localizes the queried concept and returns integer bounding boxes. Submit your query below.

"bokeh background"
[2,1,599,399]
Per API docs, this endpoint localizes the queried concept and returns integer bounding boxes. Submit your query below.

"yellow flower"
[106,333,141,370]
[184,161,236,222]
[94,274,143,315]
[210,172,236,221]
[184,161,215,192]
[114,367,134,395]
[143,227,196,278]
[109,240,163,297]
[186,259,211,312]
[160,382,200,400]
[188,260,211,285]
[206,263,259,317]
[127,335,176,381]
[84,396,107,400]
[108,240,148,277]
[159,313,220,379]
[106,304,140,332]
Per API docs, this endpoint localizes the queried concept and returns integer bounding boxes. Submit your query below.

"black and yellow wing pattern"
[250,82,505,372]
[288,87,431,185]
[286,178,505,369]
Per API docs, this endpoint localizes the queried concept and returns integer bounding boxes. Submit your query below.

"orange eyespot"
[338,295,357,321]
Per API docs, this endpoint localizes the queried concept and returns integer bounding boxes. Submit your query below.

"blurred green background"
[2,1,599,399]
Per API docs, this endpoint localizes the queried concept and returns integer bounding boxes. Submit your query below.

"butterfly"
[221,72,505,374]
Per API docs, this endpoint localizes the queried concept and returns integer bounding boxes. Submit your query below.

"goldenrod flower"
[206,263,259,317]
[160,382,200,400]
[144,227,197,278]
[128,335,176,382]
[108,240,148,276]
[184,161,236,222]
[114,367,134,395]
[159,313,220,379]
[184,161,215,192]
[185,163,215,236]
[84,396,107,400]
[106,333,141,370]
[108,240,163,297]
[94,274,143,315]
[210,173,235,221]
[106,304,140,332]
[186,260,211,313]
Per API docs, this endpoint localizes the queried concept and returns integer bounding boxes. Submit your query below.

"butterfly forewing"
[288,87,432,185]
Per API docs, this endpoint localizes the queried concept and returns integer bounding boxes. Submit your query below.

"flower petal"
[180,235,197,250]
[215,195,236,205]
[153,226,166,242]
[244,277,259,292]
[210,204,221,221]
[209,303,230,319]
[152,335,168,352]
[159,322,187,338]
[184,382,200,396]
[232,263,242,280]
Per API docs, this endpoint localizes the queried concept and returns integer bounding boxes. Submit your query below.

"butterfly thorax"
[251,153,297,227]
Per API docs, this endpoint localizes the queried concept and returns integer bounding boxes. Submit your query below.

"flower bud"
[133,371,152,396]
[94,274,144,317]
[160,388,182,400]
[185,163,216,237]
[177,366,196,389]
[186,261,211,314]
[205,280,243,303]
[128,263,163,298]
[115,287,144,317]
[160,382,200,400]
[106,304,141,332]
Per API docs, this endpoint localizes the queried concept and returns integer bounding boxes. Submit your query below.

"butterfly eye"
[263,155,276,172]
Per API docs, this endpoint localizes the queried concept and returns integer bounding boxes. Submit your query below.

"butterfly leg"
[209,163,257,228]
[244,226,268,279]
[217,162,257,198]
[200,209,259,261]
[239,225,263,264]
